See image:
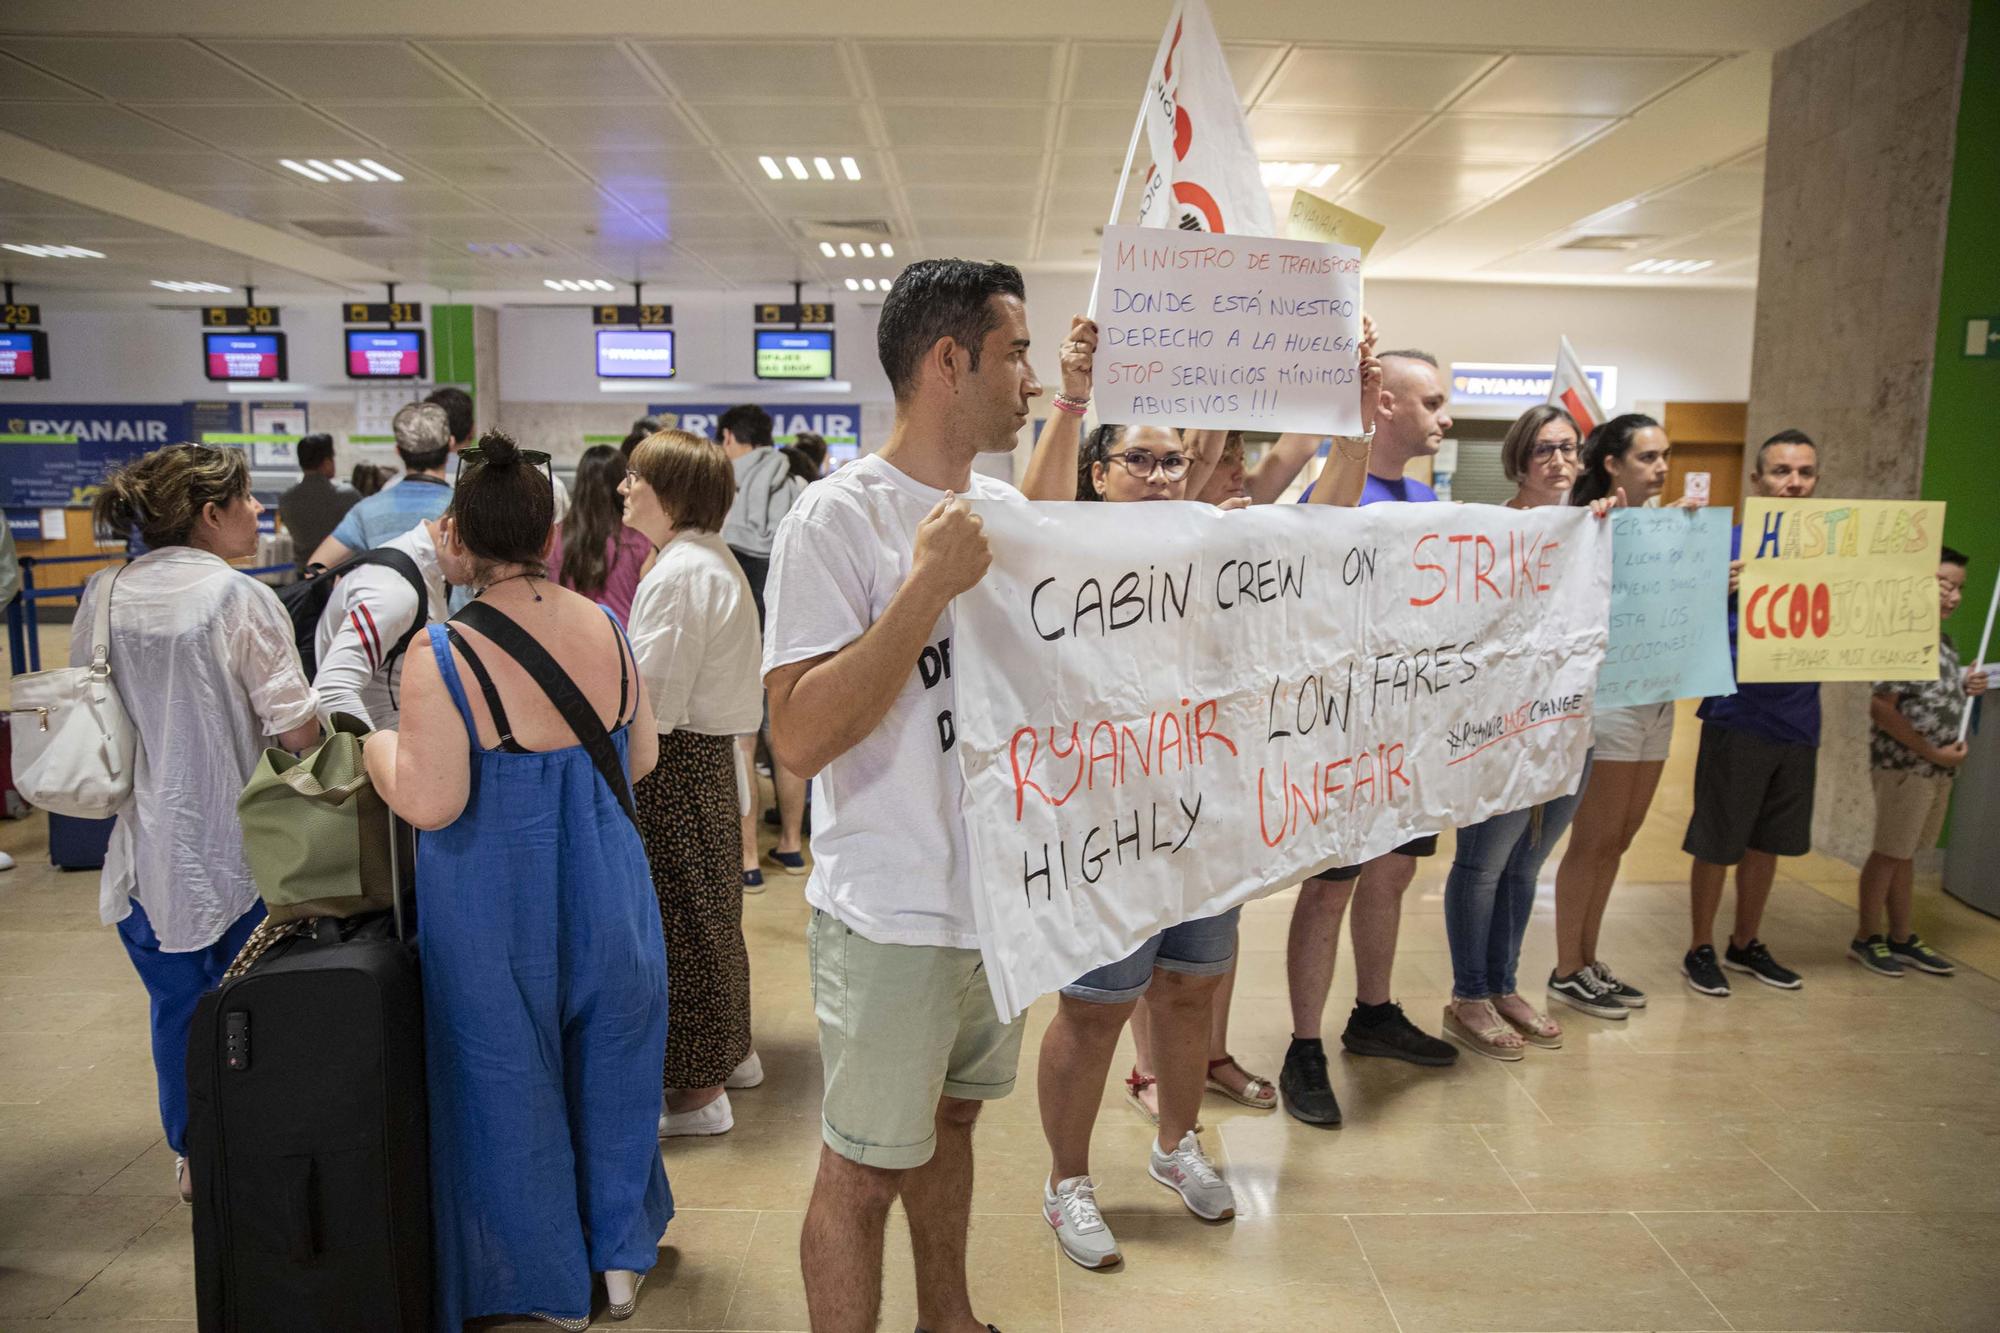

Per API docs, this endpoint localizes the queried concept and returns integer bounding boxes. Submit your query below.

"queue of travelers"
[54,257,1983,1332]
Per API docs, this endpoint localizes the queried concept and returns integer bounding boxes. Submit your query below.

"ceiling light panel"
[2,243,106,258]
[151,280,232,293]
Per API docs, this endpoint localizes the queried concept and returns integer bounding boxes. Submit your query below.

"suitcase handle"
[282,1156,321,1265]
[387,813,414,943]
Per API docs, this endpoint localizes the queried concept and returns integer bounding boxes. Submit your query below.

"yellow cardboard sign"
[1283,188,1386,259]
[1736,498,1944,682]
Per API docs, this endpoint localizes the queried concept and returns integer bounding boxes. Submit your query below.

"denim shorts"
[1062,907,1242,1004]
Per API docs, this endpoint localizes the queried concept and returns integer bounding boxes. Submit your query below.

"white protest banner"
[1090,224,1363,435]
[954,500,1610,1021]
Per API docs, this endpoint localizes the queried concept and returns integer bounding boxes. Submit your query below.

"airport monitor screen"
[346,329,425,379]
[755,329,835,380]
[0,330,47,380]
[204,331,286,382]
[596,328,676,379]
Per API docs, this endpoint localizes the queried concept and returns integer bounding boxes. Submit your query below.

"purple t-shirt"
[549,525,655,624]
[1298,472,1440,506]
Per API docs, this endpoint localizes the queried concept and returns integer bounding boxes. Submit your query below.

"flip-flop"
[1205,1055,1278,1109]
[1492,995,1564,1049]
[1441,1003,1524,1062]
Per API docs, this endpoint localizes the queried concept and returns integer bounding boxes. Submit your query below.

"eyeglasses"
[456,444,554,489]
[1530,441,1580,462]
[1103,449,1193,481]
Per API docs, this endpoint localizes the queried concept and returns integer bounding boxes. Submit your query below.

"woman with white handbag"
[69,444,321,1201]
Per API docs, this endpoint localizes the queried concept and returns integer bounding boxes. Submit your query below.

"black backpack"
[280,547,427,680]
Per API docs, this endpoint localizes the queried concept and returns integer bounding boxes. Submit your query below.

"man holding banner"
[763,259,1040,1333]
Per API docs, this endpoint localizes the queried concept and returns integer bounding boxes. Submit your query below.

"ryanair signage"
[1450,362,1617,412]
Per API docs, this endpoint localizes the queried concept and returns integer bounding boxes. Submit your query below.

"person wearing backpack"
[311,519,452,728]
[79,443,323,1203]
[364,431,670,1329]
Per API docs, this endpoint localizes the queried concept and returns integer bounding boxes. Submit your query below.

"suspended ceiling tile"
[208,41,474,102]
[324,103,536,151]
[400,148,589,187]
[1351,155,1538,201]
[0,102,208,151]
[1063,42,1285,108]
[0,52,94,101]
[1262,48,1499,111]
[1059,103,1152,152]
[1043,183,1125,222]
[4,37,282,103]
[888,149,1044,189]
[745,181,895,215]
[422,40,646,95]
[1593,197,1748,240]
[686,101,871,146]
[139,101,377,152]
[660,212,781,242]
[859,42,1057,103]
[467,183,634,218]
[1050,153,1133,190]
[1398,113,1614,161]
[563,147,738,186]
[76,150,291,190]
[904,184,1033,220]
[502,101,702,150]
[638,41,854,101]
[1455,54,1711,117]
[879,103,1048,150]
[322,183,490,216]
[1650,166,1766,212]
[1247,108,1426,156]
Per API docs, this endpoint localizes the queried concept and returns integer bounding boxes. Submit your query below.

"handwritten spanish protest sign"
[1737,499,1944,683]
[952,500,1610,1020]
[1089,224,1363,435]
[1598,507,1736,708]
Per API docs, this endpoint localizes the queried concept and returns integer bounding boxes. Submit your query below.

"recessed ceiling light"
[814,156,835,181]
[839,242,855,257]
[151,280,231,293]
[306,158,354,182]
[819,242,837,258]
[1628,257,1715,275]
[859,242,875,258]
[759,155,783,180]
[280,158,328,182]
[879,242,894,257]
[358,158,403,182]
[840,157,861,180]
[282,156,402,184]
[3,243,105,258]
[785,156,808,180]
[844,278,860,291]
[861,277,878,292]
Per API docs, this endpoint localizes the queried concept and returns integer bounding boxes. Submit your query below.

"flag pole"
[1087,96,1152,322]
[1957,569,1999,742]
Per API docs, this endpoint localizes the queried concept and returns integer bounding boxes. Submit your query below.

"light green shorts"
[808,909,1025,1169]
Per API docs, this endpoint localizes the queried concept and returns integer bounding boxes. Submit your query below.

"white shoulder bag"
[9,565,137,818]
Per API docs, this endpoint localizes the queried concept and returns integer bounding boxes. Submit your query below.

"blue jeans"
[115,896,264,1155]
[1442,769,1588,1000]
[1063,907,1241,1004]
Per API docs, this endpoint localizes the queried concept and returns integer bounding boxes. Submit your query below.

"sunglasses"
[1103,449,1193,481]
[456,444,554,489]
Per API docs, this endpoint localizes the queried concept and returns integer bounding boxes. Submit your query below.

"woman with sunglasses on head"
[618,429,765,1139]
[551,444,656,624]
[78,443,322,1203]
[1436,405,1602,1059]
[366,431,670,1330]
[1547,412,1684,1020]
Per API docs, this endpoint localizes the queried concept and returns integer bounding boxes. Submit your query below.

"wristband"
[1052,394,1090,416]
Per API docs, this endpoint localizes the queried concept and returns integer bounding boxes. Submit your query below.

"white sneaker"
[1148,1130,1234,1220]
[658,1093,734,1138]
[725,1050,764,1089]
[1043,1174,1120,1269]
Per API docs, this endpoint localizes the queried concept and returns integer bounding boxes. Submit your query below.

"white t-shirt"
[762,452,1021,948]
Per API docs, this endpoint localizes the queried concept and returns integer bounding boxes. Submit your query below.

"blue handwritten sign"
[1597,507,1735,708]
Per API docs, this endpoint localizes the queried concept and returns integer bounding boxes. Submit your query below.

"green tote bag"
[237,713,397,923]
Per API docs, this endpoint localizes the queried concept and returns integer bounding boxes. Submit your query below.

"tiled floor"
[3,698,1999,1331]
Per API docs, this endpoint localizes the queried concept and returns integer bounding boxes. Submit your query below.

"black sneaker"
[1682,945,1730,997]
[1548,968,1627,1019]
[1341,1002,1458,1067]
[1887,933,1956,976]
[1279,1041,1342,1126]
[1723,938,1803,990]
[1588,960,1647,1008]
[1848,934,1905,978]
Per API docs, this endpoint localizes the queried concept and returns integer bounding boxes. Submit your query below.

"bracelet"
[1052,393,1090,416]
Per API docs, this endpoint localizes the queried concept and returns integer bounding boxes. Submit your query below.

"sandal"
[1205,1055,1278,1109]
[1122,1067,1202,1130]
[1440,1002,1524,1062]
[1492,994,1563,1049]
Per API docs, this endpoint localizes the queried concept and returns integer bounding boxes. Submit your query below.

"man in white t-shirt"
[764,259,1041,1333]
[311,519,452,728]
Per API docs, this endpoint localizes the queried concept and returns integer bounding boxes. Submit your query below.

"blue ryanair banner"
[648,402,859,452]
[0,402,240,507]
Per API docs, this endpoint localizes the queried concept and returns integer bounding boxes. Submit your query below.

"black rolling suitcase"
[187,821,430,1333]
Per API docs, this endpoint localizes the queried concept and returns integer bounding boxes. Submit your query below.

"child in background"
[1850,545,1988,977]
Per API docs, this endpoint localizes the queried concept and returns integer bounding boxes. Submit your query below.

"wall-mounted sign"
[1449,362,1618,412]
[203,305,280,327]
[1965,317,2000,358]
[651,401,860,464]
[344,301,423,324]
[755,302,833,325]
[0,330,50,380]
[593,303,673,326]
[2,302,42,327]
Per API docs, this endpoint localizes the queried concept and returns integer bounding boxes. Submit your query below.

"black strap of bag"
[450,601,640,831]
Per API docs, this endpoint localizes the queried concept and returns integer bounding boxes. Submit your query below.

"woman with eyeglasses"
[1437,404,1600,1059]
[1546,412,1683,1021]
[551,444,656,624]
[76,444,322,1203]
[616,429,765,1139]
[366,431,671,1329]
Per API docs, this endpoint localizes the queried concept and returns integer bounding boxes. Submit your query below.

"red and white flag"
[1136,0,1273,236]
[1548,335,1605,434]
